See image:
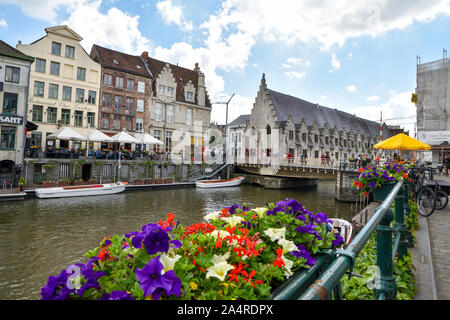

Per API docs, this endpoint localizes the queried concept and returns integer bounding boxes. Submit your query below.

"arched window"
[266,125,271,135]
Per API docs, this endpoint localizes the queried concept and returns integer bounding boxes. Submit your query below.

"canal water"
[0,180,352,300]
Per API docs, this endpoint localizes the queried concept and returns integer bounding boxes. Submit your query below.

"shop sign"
[0,114,24,125]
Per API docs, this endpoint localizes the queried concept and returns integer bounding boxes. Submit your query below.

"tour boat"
[195,176,245,188]
[329,218,353,247]
[34,182,126,199]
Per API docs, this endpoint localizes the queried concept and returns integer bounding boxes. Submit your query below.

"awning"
[26,121,38,131]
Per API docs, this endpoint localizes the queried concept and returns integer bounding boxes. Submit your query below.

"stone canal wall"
[22,158,203,187]
[335,170,359,202]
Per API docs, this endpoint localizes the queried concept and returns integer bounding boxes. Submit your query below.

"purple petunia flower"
[290,244,316,267]
[369,182,376,188]
[295,223,322,240]
[100,291,135,300]
[143,229,171,255]
[332,234,345,247]
[40,269,75,300]
[136,256,181,300]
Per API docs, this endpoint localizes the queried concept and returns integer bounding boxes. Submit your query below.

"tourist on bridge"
[445,154,450,176]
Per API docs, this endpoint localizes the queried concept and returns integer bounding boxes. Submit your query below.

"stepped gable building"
[89,44,152,139]
[0,40,34,170]
[140,53,212,153]
[17,25,101,152]
[244,74,393,165]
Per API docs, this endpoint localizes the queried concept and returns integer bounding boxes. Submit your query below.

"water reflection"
[0,181,351,299]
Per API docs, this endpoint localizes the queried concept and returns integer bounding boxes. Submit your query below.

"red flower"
[273,247,285,268]
[158,212,176,229]
[241,270,263,288]
[228,262,248,283]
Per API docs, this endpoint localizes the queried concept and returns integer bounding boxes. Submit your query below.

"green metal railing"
[273,179,412,300]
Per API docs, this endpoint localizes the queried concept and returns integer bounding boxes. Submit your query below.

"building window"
[125,117,132,130]
[74,111,83,127]
[186,109,192,125]
[77,67,86,81]
[302,132,307,142]
[154,130,161,152]
[2,93,18,114]
[137,81,145,93]
[166,104,174,123]
[103,74,112,86]
[87,112,95,128]
[325,137,329,144]
[125,97,134,110]
[88,90,96,104]
[75,88,85,103]
[30,132,41,149]
[62,86,72,101]
[115,76,124,88]
[315,150,319,158]
[51,42,61,56]
[289,131,294,140]
[114,96,123,108]
[314,135,318,143]
[32,105,43,122]
[34,81,45,97]
[47,107,57,124]
[136,99,144,112]
[65,45,75,59]
[102,113,109,129]
[0,126,15,150]
[102,93,111,106]
[50,61,60,76]
[158,84,165,95]
[167,87,174,97]
[136,118,143,132]
[186,91,193,102]
[165,131,172,152]
[126,79,135,90]
[155,102,162,121]
[61,109,70,125]
[48,84,59,99]
[114,117,121,130]
[5,66,20,83]
[35,58,46,73]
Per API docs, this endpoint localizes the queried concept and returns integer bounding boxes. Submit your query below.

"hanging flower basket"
[372,181,396,201]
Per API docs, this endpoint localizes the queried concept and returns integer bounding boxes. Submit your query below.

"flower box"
[134,179,144,185]
[73,180,85,186]
[155,178,163,184]
[42,181,56,188]
[164,178,174,184]
[89,179,99,185]
[58,181,70,187]
[372,182,396,201]
[144,178,154,185]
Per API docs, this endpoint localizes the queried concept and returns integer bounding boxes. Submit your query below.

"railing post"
[394,186,408,259]
[374,208,397,300]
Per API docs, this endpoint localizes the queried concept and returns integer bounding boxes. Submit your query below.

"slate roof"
[0,39,34,62]
[90,44,151,78]
[228,114,250,127]
[144,56,212,108]
[267,89,391,138]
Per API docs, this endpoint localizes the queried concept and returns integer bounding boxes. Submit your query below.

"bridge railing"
[273,179,412,300]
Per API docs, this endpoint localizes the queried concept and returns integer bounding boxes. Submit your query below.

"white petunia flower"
[278,238,299,254]
[159,253,181,274]
[252,207,268,218]
[264,227,286,242]
[203,211,222,222]
[222,215,244,227]
[206,261,234,281]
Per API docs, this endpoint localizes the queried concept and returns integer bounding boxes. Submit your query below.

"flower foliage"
[352,162,409,196]
[40,199,344,300]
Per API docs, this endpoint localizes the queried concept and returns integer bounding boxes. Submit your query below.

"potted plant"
[73,179,85,186]
[134,177,144,185]
[164,176,174,184]
[58,178,71,187]
[42,180,56,188]
[352,162,409,200]
[155,177,163,184]
[89,178,99,185]
[144,177,153,184]
[18,177,26,191]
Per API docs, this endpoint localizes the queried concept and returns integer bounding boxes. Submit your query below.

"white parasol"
[47,127,86,141]
[133,132,163,145]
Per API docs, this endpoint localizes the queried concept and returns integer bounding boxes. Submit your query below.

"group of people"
[320,152,335,167]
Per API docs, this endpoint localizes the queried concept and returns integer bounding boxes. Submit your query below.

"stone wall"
[22,158,196,187]
[335,170,359,202]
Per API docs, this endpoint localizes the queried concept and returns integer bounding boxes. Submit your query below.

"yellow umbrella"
[374,133,431,150]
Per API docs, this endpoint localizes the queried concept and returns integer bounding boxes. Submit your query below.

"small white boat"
[195,176,245,188]
[35,182,126,199]
[330,218,353,247]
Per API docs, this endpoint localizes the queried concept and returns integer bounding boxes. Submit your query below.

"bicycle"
[408,166,437,217]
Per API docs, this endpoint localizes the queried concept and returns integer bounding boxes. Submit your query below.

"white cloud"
[330,53,341,73]
[62,0,152,55]
[346,84,357,93]
[366,95,380,102]
[210,94,254,126]
[0,0,75,22]
[0,18,6,27]
[284,71,306,80]
[320,95,327,100]
[354,91,416,135]
[156,0,193,32]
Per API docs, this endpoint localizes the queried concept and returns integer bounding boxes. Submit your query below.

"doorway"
[82,164,92,181]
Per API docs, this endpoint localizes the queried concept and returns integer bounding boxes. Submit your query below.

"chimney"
[195,63,206,107]
[141,51,148,60]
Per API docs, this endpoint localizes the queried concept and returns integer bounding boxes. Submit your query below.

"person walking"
[446,154,450,176]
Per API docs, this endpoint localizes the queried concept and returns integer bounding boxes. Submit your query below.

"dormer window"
[167,87,174,97]
[186,91,193,102]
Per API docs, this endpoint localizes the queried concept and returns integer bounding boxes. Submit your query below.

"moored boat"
[329,218,353,247]
[195,176,245,188]
[35,182,126,199]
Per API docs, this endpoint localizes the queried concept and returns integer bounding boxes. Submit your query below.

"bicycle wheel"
[435,190,449,210]
[416,186,436,217]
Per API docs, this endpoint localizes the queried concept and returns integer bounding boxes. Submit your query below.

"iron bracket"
[335,250,356,280]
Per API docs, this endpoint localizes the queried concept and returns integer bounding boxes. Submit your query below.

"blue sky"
[1,0,450,135]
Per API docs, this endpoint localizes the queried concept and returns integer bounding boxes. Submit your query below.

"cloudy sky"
[2,0,450,135]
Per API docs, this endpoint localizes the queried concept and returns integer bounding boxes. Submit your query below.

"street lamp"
[213,93,235,135]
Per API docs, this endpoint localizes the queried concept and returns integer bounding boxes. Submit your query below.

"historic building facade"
[17,25,101,151]
[230,74,393,166]
[0,40,34,170]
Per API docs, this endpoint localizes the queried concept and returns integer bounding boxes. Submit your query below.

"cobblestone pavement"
[426,174,450,299]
